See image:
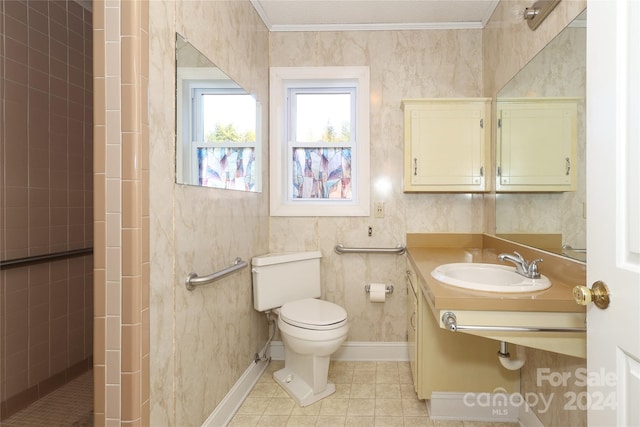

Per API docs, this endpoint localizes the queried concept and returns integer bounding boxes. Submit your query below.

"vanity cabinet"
[402,98,491,192]
[496,98,579,192]
[407,258,519,400]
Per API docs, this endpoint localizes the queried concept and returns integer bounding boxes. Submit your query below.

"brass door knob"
[573,281,610,309]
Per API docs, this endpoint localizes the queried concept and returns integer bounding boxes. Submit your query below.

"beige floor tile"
[375,383,401,399]
[374,416,404,426]
[398,363,414,384]
[375,398,403,417]
[285,415,317,426]
[329,383,352,399]
[404,416,434,426]
[237,397,271,415]
[352,370,376,384]
[228,360,526,427]
[272,385,292,399]
[330,368,355,384]
[375,369,399,384]
[400,383,418,399]
[345,415,375,426]
[290,402,322,416]
[347,398,376,416]
[350,383,376,399]
[249,382,280,398]
[256,415,289,426]
[433,421,464,427]
[316,415,347,426]
[353,361,377,372]
[263,397,295,416]
[319,398,350,416]
[402,397,428,416]
[228,414,261,427]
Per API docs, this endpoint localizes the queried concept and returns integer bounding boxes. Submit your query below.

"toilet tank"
[252,251,322,311]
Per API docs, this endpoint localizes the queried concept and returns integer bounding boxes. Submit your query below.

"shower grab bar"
[441,312,585,333]
[185,257,247,291]
[334,244,406,255]
[0,248,93,270]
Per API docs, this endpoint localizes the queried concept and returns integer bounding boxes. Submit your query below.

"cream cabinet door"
[497,98,579,192]
[402,99,490,192]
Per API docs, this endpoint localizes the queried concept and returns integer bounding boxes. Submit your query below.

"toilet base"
[273,367,336,407]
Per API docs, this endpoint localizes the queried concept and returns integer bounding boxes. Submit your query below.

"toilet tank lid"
[252,251,322,267]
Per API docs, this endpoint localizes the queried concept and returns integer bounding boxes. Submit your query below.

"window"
[270,67,370,216]
[176,66,261,192]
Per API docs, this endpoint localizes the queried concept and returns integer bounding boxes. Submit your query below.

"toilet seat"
[280,298,347,330]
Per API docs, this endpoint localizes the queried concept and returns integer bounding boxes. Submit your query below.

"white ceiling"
[251,0,501,32]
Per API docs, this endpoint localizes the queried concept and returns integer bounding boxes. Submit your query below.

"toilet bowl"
[251,251,348,407]
[273,298,348,406]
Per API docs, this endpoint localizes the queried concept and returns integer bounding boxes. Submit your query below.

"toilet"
[251,251,348,406]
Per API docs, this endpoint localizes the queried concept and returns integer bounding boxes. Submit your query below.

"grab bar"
[334,244,406,255]
[441,312,585,333]
[0,248,93,270]
[185,257,247,291]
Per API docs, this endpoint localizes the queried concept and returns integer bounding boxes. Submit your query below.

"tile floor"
[0,371,93,427]
[229,360,520,427]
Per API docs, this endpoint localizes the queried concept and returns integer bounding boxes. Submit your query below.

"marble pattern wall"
[269,30,484,342]
[148,1,269,426]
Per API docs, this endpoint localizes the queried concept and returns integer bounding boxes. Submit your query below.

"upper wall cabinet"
[402,98,491,192]
[496,98,578,192]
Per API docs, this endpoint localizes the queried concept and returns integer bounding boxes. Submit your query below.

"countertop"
[407,246,586,314]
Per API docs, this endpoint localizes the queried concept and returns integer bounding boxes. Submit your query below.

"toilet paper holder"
[364,283,394,295]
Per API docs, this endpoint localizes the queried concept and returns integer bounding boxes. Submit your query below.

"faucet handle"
[529,258,543,278]
[513,251,526,263]
[513,251,530,270]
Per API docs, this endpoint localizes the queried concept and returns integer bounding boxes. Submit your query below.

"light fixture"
[523,0,562,30]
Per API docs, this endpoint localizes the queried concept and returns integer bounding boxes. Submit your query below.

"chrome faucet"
[498,251,543,279]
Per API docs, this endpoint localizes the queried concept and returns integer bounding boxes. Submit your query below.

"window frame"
[270,66,370,216]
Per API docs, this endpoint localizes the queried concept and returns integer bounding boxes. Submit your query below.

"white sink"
[431,263,551,293]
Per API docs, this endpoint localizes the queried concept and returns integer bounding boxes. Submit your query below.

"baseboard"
[269,341,409,362]
[202,353,269,427]
[428,391,544,426]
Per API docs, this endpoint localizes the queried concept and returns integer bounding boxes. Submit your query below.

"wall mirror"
[175,33,261,192]
[495,9,586,262]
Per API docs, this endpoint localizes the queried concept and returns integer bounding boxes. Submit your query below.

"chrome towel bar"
[334,244,406,255]
[441,312,585,333]
[185,257,247,291]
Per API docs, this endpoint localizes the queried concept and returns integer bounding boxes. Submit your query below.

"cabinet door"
[497,98,578,192]
[402,99,490,192]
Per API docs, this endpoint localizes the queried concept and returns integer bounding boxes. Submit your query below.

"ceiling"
[250,0,501,32]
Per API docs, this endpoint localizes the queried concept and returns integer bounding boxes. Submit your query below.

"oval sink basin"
[431,263,551,293]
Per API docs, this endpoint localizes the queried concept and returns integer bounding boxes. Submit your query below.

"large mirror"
[495,10,586,261]
[176,34,261,192]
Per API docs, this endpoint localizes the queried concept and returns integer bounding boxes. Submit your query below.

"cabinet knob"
[573,281,610,309]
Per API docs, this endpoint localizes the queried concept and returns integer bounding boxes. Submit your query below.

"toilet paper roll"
[369,283,386,303]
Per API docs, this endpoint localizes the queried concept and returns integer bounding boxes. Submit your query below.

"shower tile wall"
[0,0,93,419]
